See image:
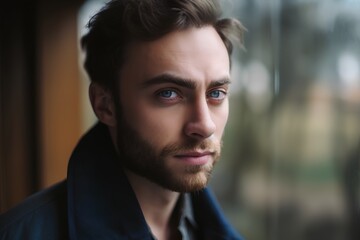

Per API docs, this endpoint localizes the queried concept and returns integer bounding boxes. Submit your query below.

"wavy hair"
[81,0,245,89]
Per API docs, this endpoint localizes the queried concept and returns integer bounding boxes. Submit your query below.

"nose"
[184,99,216,140]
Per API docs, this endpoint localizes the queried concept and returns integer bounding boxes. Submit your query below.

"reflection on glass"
[211,1,360,240]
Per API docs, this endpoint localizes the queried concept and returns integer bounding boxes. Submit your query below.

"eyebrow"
[141,73,231,89]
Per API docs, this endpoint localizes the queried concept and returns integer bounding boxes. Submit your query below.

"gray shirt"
[150,193,198,240]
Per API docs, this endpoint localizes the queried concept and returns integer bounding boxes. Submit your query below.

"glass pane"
[211,0,360,239]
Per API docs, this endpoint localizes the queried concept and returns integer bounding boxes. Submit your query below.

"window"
[212,1,360,239]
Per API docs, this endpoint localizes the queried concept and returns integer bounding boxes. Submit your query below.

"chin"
[161,171,211,193]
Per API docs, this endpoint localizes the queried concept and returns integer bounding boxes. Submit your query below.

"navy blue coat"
[0,123,244,240]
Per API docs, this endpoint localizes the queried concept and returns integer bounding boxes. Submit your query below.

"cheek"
[122,100,183,144]
[213,103,229,137]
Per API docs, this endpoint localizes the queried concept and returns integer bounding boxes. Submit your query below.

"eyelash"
[207,89,227,101]
[156,89,182,102]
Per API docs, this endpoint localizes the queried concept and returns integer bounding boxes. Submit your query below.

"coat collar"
[67,122,243,240]
[67,123,152,239]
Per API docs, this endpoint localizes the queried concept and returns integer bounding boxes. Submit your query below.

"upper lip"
[175,151,213,157]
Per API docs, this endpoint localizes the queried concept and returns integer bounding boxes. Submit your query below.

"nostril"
[184,120,216,139]
[191,132,210,139]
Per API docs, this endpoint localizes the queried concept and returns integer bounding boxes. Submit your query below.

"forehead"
[120,26,230,85]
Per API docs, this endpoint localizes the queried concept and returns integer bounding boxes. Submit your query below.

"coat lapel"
[67,123,152,240]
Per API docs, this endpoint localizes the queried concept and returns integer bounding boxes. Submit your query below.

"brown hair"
[81,0,245,89]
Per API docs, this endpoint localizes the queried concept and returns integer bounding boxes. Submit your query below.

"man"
[0,0,245,239]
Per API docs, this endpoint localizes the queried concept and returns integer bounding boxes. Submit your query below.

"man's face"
[115,26,230,192]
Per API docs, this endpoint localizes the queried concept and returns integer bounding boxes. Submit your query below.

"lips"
[174,151,214,165]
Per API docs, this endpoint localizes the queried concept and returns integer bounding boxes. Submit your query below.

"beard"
[115,112,221,193]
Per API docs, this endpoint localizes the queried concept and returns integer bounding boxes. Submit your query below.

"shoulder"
[0,181,68,240]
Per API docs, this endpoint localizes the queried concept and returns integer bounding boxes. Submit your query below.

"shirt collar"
[175,193,199,240]
[181,193,197,229]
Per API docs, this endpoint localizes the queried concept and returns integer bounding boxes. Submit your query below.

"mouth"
[174,151,214,165]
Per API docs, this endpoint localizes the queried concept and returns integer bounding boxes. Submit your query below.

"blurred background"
[1,0,359,239]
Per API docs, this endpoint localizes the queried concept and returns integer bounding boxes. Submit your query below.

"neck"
[124,169,181,240]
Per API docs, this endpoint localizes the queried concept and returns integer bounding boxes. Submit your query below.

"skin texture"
[117,26,230,192]
[90,26,230,240]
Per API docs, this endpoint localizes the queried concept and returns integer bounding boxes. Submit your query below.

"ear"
[89,82,117,127]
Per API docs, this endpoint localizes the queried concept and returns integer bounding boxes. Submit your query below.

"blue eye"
[155,89,182,104]
[157,90,179,99]
[209,90,221,98]
[208,90,226,99]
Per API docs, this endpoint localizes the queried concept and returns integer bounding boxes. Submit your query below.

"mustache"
[160,139,222,157]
